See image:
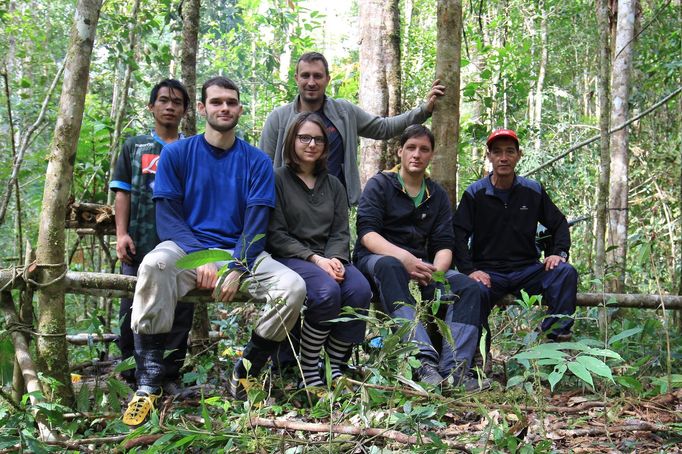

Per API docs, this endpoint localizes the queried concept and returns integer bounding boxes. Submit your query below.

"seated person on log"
[452,129,577,343]
[122,77,306,426]
[109,79,194,392]
[353,124,489,391]
[266,112,372,389]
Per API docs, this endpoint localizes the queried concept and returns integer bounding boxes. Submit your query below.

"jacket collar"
[485,172,519,195]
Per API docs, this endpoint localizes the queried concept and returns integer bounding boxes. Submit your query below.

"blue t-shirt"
[154,134,275,250]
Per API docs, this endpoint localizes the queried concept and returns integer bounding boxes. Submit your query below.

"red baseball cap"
[486,128,519,147]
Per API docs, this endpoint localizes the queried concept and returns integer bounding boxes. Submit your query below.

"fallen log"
[65,330,230,345]
[0,292,59,441]
[1,270,681,309]
[248,417,470,451]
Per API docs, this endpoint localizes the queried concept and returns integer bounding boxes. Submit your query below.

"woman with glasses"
[266,112,371,388]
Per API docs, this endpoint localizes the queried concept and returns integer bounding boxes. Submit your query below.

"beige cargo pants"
[131,241,306,342]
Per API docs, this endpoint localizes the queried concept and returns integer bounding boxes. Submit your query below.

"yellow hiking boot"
[122,390,161,426]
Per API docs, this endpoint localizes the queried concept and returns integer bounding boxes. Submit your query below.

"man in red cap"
[452,129,576,342]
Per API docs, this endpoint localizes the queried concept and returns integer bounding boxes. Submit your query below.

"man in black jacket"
[354,125,488,390]
[453,129,576,341]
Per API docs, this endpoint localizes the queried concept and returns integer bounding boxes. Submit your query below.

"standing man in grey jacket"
[260,51,445,205]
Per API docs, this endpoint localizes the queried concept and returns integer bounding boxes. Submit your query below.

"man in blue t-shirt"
[122,77,306,426]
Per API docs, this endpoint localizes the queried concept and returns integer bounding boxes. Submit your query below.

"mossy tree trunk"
[34,0,103,405]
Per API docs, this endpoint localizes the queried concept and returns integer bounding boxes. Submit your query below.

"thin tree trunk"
[594,0,612,287]
[179,0,209,351]
[431,0,463,206]
[606,0,636,292]
[107,0,141,206]
[383,0,401,170]
[533,1,548,152]
[359,0,388,184]
[34,0,103,405]
[180,0,200,137]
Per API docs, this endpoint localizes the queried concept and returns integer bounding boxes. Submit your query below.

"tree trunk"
[383,0,402,170]
[180,0,200,137]
[594,0,612,287]
[34,0,103,405]
[179,0,209,351]
[606,0,636,292]
[431,0,463,207]
[358,0,389,185]
[533,1,548,152]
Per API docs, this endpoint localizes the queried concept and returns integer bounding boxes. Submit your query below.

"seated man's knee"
[373,256,408,281]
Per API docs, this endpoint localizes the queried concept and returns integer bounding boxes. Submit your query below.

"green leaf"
[513,347,568,361]
[548,363,567,391]
[114,356,135,373]
[434,317,455,355]
[76,383,90,412]
[582,347,623,361]
[506,375,525,388]
[576,356,614,383]
[176,250,234,269]
[567,360,594,388]
[615,375,642,392]
[608,327,643,345]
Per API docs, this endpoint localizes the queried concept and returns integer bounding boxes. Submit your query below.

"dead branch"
[0,292,59,441]
[45,434,129,449]
[524,86,682,176]
[0,61,66,225]
[555,421,671,437]
[66,333,119,345]
[345,378,608,414]
[123,434,164,450]
[248,416,471,451]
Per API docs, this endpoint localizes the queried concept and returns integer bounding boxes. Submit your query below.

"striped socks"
[326,336,352,380]
[299,320,329,387]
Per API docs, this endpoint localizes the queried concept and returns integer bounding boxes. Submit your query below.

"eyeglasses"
[297,134,327,145]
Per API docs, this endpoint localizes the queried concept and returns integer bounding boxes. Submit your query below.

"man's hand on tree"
[116,234,136,265]
[469,270,491,288]
[544,254,566,271]
[425,79,446,113]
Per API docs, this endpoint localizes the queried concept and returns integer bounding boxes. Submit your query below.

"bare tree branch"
[0,61,66,224]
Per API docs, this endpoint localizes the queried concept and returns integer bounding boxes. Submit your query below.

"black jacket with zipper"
[452,173,570,275]
[353,168,454,264]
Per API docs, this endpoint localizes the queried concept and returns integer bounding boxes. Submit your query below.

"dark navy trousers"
[356,254,484,376]
[477,261,577,336]
[276,258,371,343]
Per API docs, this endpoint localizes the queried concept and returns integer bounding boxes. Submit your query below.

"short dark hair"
[296,52,329,76]
[399,124,435,149]
[149,79,190,112]
[283,112,328,175]
[201,76,240,103]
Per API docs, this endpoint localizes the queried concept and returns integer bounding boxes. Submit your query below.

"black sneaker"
[416,361,444,386]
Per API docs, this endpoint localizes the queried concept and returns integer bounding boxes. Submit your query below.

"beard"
[206,114,239,132]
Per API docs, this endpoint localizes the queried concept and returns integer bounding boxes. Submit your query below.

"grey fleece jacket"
[259,95,432,205]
